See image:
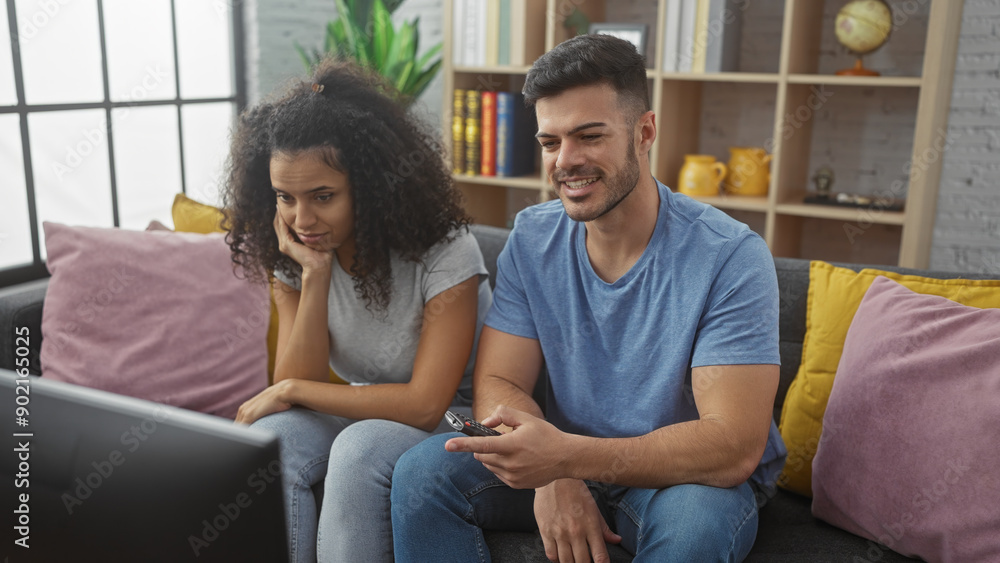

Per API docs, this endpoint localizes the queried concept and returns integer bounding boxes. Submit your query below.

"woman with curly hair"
[222,59,490,563]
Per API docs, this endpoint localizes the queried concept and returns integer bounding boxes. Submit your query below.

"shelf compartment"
[656,80,779,192]
[772,83,919,212]
[771,214,902,266]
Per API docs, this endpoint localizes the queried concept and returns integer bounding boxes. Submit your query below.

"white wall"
[931,0,1000,274]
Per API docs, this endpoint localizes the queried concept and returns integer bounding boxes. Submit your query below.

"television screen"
[0,370,287,562]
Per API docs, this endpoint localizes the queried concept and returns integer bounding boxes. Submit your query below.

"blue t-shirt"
[485,180,786,489]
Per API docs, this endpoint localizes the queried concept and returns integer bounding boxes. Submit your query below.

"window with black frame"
[0,0,246,287]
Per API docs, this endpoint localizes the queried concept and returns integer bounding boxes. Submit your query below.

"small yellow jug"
[723,147,772,196]
[678,155,727,197]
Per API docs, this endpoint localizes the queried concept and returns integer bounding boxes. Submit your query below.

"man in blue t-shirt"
[391,34,786,563]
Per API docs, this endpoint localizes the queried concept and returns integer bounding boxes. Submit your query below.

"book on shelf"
[703,0,744,73]
[669,0,744,73]
[662,0,682,72]
[481,91,497,176]
[452,89,466,175]
[485,0,500,66]
[498,0,511,65]
[451,0,465,68]
[691,0,710,73]
[677,0,697,72]
[452,0,546,67]
[458,0,486,66]
[496,92,536,178]
[508,0,546,66]
[463,90,481,176]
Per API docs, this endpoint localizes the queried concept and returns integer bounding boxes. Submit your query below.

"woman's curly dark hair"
[222,59,469,311]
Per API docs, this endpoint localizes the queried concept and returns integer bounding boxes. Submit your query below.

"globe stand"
[836,57,880,77]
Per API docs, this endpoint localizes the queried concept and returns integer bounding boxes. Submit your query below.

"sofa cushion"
[40,221,269,419]
[812,276,1000,561]
[171,193,346,385]
[777,261,1000,496]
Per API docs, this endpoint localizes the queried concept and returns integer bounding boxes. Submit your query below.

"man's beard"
[556,142,641,223]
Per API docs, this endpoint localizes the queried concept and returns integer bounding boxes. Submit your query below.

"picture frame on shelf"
[588,23,648,57]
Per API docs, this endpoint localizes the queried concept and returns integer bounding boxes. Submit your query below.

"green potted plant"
[295,0,442,106]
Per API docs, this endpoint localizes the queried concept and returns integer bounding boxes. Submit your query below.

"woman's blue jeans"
[251,406,472,563]
[391,433,760,562]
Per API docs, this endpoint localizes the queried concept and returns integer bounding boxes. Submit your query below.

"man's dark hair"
[522,34,649,124]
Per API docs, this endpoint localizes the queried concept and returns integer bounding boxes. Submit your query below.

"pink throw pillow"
[40,222,269,419]
[812,276,1000,562]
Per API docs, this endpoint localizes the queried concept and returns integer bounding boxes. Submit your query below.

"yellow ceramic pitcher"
[723,147,772,196]
[678,155,727,197]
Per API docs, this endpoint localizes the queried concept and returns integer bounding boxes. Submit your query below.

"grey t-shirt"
[273,228,490,398]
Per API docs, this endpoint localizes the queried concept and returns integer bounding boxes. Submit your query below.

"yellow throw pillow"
[777,261,1000,497]
[171,192,228,234]
[171,193,345,385]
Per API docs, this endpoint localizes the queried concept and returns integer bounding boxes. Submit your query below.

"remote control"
[445,411,501,437]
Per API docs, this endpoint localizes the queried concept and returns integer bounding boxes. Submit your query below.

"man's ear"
[635,110,656,156]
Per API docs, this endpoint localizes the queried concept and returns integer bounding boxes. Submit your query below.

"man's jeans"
[392,433,759,562]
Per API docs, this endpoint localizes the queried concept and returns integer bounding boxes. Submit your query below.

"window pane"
[113,106,181,230]
[0,5,17,106]
[175,0,234,99]
[28,110,113,258]
[182,102,234,207]
[104,0,177,102]
[0,115,32,268]
[16,0,104,105]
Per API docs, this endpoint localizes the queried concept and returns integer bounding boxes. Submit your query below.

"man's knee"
[636,484,758,561]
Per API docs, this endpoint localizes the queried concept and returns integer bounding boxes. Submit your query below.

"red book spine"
[480,91,497,176]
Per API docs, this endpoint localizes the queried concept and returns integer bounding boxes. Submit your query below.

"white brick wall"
[931,0,1000,273]
[248,0,1000,273]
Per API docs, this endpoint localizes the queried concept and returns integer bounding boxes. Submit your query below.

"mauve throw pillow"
[40,222,269,419]
[812,276,1000,562]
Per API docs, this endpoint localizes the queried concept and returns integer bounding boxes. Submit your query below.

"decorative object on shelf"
[803,192,905,212]
[678,154,727,197]
[723,147,772,197]
[812,166,835,199]
[834,0,893,77]
[589,23,648,57]
[295,0,442,106]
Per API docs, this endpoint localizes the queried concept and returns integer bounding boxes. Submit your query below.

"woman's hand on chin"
[273,209,334,275]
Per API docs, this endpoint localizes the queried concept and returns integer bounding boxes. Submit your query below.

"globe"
[834,0,893,76]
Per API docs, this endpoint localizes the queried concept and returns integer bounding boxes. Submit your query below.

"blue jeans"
[391,433,760,562]
[251,406,472,563]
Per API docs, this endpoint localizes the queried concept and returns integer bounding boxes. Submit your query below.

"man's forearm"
[473,373,544,423]
[563,417,763,490]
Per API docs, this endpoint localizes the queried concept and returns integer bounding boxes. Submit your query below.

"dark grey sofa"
[1,223,993,562]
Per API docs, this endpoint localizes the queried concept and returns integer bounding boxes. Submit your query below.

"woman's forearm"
[273,268,333,383]
[280,379,453,431]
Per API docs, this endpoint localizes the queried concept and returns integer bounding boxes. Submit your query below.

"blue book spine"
[496,92,514,176]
